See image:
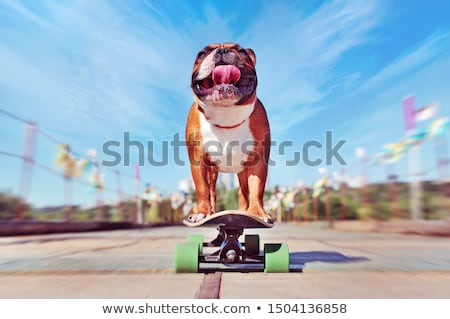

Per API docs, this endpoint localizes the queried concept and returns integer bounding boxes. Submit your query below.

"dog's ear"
[246,48,256,66]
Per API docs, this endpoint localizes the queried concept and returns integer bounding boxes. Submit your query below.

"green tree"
[223,188,238,210]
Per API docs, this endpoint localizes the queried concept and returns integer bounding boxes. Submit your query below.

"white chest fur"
[200,109,255,173]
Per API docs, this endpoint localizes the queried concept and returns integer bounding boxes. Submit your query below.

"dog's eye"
[237,48,248,56]
[196,51,207,61]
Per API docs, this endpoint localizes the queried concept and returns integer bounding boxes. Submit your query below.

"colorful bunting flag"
[312,177,327,198]
[429,118,450,137]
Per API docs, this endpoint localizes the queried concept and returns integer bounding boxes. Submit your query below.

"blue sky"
[1,0,450,207]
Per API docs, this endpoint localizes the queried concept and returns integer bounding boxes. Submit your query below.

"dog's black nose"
[216,48,229,55]
[215,48,229,62]
[214,48,236,65]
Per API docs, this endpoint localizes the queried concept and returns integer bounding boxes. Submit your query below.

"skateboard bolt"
[226,249,237,262]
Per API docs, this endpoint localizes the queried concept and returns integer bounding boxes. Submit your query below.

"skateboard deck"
[183,210,274,228]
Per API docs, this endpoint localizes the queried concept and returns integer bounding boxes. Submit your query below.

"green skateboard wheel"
[174,242,199,273]
[264,243,290,273]
[187,234,204,254]
[245,234,260,255]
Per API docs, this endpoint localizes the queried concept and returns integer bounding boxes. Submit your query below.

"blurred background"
[1,0,450,231]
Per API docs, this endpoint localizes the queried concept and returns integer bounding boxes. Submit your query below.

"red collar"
[213,119,247,129]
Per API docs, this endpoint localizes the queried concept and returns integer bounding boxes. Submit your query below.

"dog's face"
[191,43,257,107]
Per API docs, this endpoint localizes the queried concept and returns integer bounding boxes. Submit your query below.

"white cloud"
[359,31,450,92]
[344,30,450,148]
[239,0,382,133]
[1,0,59,30]
[1,0,210,142]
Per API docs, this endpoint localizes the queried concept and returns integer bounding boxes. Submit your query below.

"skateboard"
[174,210,290,273]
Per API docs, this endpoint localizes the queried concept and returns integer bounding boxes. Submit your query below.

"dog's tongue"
[212,65,241,85]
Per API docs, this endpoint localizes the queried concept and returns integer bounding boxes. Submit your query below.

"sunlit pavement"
[0,223,449,298]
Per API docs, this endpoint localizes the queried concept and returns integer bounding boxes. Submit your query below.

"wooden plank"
[194,272,222,299]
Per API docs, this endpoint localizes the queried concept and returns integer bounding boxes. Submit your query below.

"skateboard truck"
[218,227,242,263]
[174,210,291,273]
[208,226,249,263]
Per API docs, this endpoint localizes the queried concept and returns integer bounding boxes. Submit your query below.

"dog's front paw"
[259,213,274,224]
[247,207,274,224]
[185,212,207,223]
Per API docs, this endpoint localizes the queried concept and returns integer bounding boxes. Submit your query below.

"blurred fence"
[0,108,179,226]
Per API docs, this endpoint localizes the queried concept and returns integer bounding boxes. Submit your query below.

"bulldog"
[185,43,272,223]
